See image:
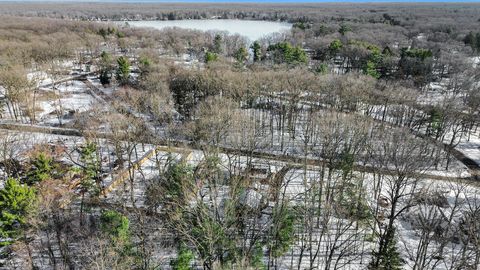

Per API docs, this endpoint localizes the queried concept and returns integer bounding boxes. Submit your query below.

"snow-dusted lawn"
[34,81,98,126]
[36,92,95,124]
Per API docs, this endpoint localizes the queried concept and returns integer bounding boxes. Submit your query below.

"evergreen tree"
[463,32,480,52]
[213,34,223,54]
[328,39,343,56]
[98,28,108,39]
[170,245,194,270]
[339,24,351,36]
[267,42,307,64]
[0,178,36,245]
[99,70,110,86]
[205,51,218,63]
[251,243,266,270]
[26,152,53,184]
[269,206,295,258]
[116,56,131,85]
[315,62,329,74]
[369,228,403,270]
[79,142,100,184]
[234,47,249,64]
[99,51,113,85]
[250,41,262,62]
[78,142,101,225]
[99,210,136,267]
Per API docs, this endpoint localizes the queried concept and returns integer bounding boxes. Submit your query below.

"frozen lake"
[119,19,292,41]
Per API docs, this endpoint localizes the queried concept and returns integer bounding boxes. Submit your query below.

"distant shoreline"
[1,1,479,24]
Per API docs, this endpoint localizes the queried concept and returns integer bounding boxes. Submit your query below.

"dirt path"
[1,122,477,184]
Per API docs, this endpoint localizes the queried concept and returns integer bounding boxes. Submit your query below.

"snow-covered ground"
[102,138,480,269]
[398,178,480,270]
[1,51,479,269]
[1,123,479,269]
[0,79,100,127]
[35,81,97,126]
[454,132,480,165]
[470,56,480,68]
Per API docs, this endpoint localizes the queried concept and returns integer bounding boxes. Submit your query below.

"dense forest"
[0,2,479,270]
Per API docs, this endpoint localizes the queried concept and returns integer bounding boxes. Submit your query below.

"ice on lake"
[118,19,292,41]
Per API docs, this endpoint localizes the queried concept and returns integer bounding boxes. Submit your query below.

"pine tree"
[170,245,194,270]
[205,51,218,63]
[339,24,351,35]
[250,41,262,62]
[213,34,223,54]
[116,56,131,85]
[26,152,53,184]
[99,51,113,85]
[0,178,36,245]
[100,210,130,243]
[235,47,249,64]
[369,228,403,270]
